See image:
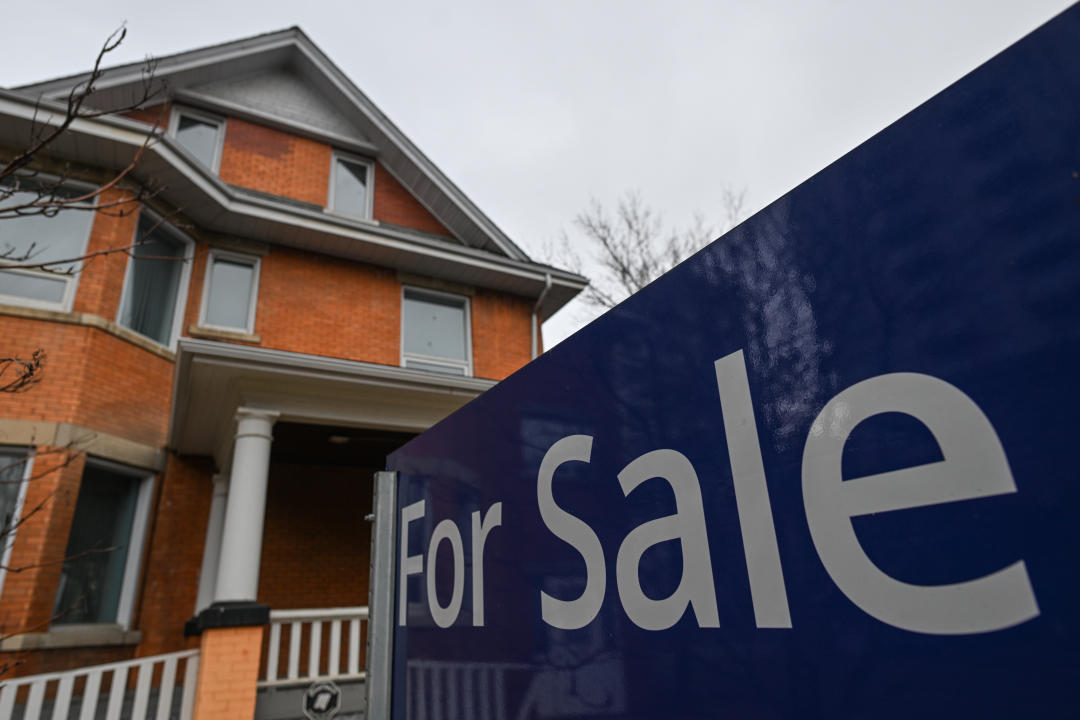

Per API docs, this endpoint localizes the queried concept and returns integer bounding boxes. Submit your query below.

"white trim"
[0,447,33,601]
[169,106,226,175]
[198,248,261,334]
[400,285,473,377]
[115,209,195,351]
[327,150,375,220]
[116,470,154,630]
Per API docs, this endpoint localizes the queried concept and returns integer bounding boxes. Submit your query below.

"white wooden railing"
[260,606,368,688]
[0,648,199,720]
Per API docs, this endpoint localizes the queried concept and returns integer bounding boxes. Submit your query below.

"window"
[52,460,153,628]
[171,109,224,172]
[402,287,472,376]
[0,182,95,311]
[328,154,373,219]
[0,448,31,598]
[116,213,193,348]
[199,249,260,333]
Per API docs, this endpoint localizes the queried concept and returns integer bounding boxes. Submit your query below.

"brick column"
[192,626,264,720]
[188,408,277,718]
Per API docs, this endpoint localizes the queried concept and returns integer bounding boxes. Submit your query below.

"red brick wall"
[0,448,85,637]
[472,289,534,380]
[372,164,452,236]
[71,189,141,319]
[218,118,331,206]
[135,454,210,657]
[250,246,401,365]
[257,463,373,609]
[123,103,172,130]
[0,317,173,446]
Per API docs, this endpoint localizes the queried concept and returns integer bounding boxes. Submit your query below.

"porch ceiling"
[169,338,494,469]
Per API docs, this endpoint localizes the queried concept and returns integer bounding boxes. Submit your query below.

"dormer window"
[329,153,373,219]
[171,109,224,172]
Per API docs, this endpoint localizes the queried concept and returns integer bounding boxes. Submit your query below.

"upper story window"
[171,108,224,173]
[0,181,95,311]
[199,249,260,334]
[116,213,193,348]
[402,287,472,376]
[52,458,153,629]
[328,153,373,219]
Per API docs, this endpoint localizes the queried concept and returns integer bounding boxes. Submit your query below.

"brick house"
[0,28,585,718]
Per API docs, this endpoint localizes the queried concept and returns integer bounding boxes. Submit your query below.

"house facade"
[0,28,585,718]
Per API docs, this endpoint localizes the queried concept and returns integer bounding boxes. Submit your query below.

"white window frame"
[400,286,473,377]
[197,248,261,334]
[327,151,375,220]
[0,177,97,313]
[0,447,33,601]
[51,457,155,632]
[169,107,226,174]
[114,209,194,350]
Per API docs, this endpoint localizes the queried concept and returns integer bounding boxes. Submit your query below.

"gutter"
[531,273,553,359]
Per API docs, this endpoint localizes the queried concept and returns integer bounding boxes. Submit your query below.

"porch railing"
[260,606,368,688]
[0,648,199,720]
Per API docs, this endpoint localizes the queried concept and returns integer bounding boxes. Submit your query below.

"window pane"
[0,451,25,540]
[176,115,219,169]
[118,217,187,345]
[332,159,369,218]
[0,269,68,303]
[205,257,255,329]
[403,291,467,361]
[53,464,139,625]
[0,186,94,273]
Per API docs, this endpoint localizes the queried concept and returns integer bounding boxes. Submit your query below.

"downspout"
[531,273,553,359]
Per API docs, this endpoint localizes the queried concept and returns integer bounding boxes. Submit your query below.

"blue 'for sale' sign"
[387,5,1080,718]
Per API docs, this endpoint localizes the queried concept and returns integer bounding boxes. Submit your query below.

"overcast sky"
[2,0,1074,346]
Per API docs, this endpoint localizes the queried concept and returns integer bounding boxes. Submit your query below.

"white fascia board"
[13,33,301,98]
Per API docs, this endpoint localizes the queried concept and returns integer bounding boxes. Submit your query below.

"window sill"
[0,626,142,651]
[187,325,261,344]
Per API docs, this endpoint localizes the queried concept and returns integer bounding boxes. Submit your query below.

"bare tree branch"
[552,187,745,312]
[0,350,45,393]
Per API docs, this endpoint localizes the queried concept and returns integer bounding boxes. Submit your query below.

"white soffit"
[169,339,496,464]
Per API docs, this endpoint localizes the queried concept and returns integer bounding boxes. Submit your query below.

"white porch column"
[194,474,229,612]
[213,408,278,603]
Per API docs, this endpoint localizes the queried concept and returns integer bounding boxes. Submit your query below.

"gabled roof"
[15,27,527,262]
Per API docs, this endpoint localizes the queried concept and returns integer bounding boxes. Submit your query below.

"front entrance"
[255,422,413,720]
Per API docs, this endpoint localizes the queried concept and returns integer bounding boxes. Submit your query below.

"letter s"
[538,434,606,629]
